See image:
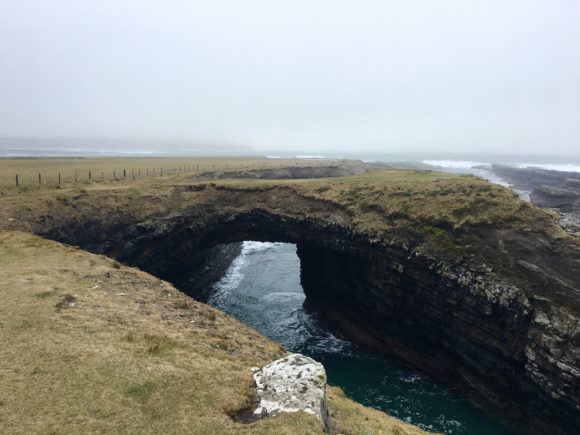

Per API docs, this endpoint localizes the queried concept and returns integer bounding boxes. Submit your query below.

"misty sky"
[1,1,579,154]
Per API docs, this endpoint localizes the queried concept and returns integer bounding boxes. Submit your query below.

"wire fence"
[2,159,333,190]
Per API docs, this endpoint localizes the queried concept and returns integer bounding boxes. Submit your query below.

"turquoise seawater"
[207,242,513,435]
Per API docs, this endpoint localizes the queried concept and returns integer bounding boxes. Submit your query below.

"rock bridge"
[3,179,579,435]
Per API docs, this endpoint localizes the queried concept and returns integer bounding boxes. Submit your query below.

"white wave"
[213,242,285,295]
[434,415,463,430]
[513,163,580,174]
[296,155,326,159]
[470,168,511,188]
[306,331,351,354]
[422,160,487,169]
[263,291,305,303]
[265,155,282,159]
[241,241,282,255]
[212,254,246,293]
[422,159,580,174]
[313,337,349,353]
[399,373,424,384]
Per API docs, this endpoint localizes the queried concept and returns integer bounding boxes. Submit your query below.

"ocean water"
[421,159,580,174]
[208,241,514,435]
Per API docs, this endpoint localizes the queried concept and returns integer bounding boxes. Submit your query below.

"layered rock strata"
[2,179,579,434]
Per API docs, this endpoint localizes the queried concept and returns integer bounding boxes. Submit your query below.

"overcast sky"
[1,1,579,154]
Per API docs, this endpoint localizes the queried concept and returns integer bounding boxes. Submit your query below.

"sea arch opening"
[198,239,512,435]
[42,207,522,433]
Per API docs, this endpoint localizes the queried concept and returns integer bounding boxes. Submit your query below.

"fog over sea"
[1,142,578,174]
[3,141,579,199]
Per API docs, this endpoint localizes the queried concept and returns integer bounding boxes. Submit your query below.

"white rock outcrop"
[251,353,329,431]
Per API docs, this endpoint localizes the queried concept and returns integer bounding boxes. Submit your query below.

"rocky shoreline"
[490,164,580,234]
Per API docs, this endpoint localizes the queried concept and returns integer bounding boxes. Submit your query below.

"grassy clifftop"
[0,161,564,240]
[0,231,427,434]
[211,169,564,236]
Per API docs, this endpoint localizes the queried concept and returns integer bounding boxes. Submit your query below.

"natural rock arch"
[10,184,580,435]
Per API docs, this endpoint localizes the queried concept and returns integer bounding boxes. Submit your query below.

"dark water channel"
[207,242,513,434]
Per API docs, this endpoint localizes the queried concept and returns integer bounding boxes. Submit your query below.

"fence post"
[15,174,19,187]
[58,172,61,185]
[89,171,92,181]
[123,169,126,178]
[75,172,78,183]
[38,173,41,185]
[101,171,104,180]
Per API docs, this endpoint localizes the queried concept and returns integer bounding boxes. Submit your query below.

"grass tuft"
[124,381,156,403]
[34,291,54,299]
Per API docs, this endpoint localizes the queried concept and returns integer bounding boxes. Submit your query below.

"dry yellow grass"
[0,231,427,434]
[0,156,330,192]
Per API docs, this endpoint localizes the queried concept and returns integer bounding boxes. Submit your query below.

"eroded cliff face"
[1,178,579,434]
[298,240,579,434]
